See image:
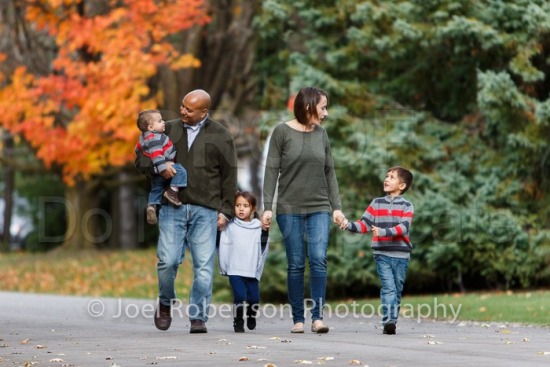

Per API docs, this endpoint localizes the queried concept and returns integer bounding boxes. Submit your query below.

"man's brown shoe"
[154,303,172,331]
[163,189,182,206]
[190,319,207,333]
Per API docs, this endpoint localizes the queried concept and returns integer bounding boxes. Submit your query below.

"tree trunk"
[112,171,137,250]
[1,130,14,250]
[62,180,102,250]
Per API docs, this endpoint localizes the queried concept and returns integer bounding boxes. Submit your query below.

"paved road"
[1,292,549,366]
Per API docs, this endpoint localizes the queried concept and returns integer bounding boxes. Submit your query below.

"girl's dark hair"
[293,87,328,125]
[235,191,259,219]
[137,109,160,132]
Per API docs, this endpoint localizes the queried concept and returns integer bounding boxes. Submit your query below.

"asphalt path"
[1,292,549,366]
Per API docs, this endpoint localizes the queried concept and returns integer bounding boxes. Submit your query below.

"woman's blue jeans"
[157,204,217,322]
[276,212,330,324]
[374,254,409,325]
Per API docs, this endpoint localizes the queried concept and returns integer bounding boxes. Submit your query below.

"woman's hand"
[261,210,272,230]
[333,210,345,225]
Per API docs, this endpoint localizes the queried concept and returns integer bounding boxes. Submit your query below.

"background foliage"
[255,0,550,297]
[1,0,550,298]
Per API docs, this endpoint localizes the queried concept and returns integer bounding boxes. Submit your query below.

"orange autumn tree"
[0,0,210,248]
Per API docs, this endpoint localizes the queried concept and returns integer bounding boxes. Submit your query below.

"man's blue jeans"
[157,204,217,322]
[276,212,330,324]
[148,163,187,205]
[374,254,409,325]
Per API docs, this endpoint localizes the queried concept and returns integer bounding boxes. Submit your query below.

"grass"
[1,249,549,326]
[334,292,550,326]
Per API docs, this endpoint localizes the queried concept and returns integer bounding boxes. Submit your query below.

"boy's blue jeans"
[148,163,187,205]
[374,254,409,325]
[276,212,330,324]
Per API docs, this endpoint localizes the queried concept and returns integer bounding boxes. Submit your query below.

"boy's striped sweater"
[347,195,414,253]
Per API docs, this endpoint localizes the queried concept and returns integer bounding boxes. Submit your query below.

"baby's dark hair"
[235,191,259,219]
[137,109,160,132]
[388,166,413,194]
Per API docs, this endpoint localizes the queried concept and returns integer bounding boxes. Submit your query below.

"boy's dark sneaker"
[146,205,157,225]
[383,322,396,335]
[163,189,182,206]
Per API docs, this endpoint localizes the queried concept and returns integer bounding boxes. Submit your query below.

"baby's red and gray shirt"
[135,131,176,174]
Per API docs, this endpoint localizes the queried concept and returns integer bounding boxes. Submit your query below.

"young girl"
[219,191,269,332]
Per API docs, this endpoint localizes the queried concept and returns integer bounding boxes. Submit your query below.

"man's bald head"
[180,89,211,125]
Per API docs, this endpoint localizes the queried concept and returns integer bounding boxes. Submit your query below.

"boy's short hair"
[388,166,413,194]
[137,109,160,132]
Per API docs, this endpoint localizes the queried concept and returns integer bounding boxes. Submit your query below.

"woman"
[261,87,344,334]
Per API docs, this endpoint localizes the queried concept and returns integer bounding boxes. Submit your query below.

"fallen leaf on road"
[48,358,64,363]
[537,351,550,355]
[238,356,249,361]
[349,360,362,365]
[318,356,334,361]
[294,360,313,364]
[20,339,30,344]
[427,341,444,345]
[499,329,512,334]
[36,345,47,349]
[270,337,281,340]
[263,364,277,367]
[522,338,529,342]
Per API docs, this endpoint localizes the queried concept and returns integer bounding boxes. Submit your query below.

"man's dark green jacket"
[135,117,238,218]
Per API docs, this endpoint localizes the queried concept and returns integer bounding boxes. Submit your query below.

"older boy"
[340,166,414,335]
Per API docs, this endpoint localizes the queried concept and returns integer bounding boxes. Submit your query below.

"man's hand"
[160,162,176,179]
[217,213,228,231]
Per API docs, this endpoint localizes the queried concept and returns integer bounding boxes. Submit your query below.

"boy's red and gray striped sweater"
[347,195,414,253]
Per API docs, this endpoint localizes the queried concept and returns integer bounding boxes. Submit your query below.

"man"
[135,89,238,333]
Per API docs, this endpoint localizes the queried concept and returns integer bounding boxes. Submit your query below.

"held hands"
[217,213,228,231]
[261,210,272,230]
[333,210,348,230]
[333,211,380,236]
